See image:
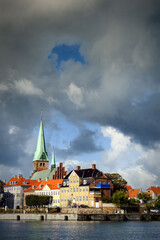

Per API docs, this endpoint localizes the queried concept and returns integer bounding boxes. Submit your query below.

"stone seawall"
[0,213,160,221]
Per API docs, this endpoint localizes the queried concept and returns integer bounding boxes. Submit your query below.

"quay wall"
[0,213,160,221]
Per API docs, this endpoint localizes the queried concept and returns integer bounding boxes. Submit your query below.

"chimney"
[18,174,22,179]
[38,178,41,182]
[46,177,49,181]
[76,166,80,170]
[92,164,96,169]
[3,179,6,184]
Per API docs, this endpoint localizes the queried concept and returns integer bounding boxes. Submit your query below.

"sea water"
[1,220,160,240]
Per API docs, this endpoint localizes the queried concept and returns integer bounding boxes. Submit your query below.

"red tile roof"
[147,186,160,194]
[128,189,141,198]
[4,176,37,187]
[24,179,63,192]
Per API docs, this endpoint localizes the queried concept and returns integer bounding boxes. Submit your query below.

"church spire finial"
[41,110,43,120]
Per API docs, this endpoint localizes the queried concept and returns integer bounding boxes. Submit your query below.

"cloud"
[56,128,103,158]
[13,79,43,96]
[66,83,84,108]
[0,0,160,183]
[101,126,160,189]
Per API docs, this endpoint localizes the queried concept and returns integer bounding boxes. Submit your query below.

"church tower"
[32,112,49,174]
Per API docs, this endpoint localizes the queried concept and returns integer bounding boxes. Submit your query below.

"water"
[1,221,160,240]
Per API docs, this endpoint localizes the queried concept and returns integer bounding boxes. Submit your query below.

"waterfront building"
[4,175,37,209]
[146,186,160,200]
[60,164,113,208]
[125,186,141,200]
[24,179,63,207]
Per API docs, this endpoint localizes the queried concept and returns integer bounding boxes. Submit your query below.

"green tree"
[137,191,152,204]
[26,195,39,207]
[26,195,52,207]
[154,196,160,208]
[112,190,129,206]
[105,173,127,193]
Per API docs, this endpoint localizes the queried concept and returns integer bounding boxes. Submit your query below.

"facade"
[4,175,37,209]
[60,164,113,208]
[146,186,160,200]
[24,179,63,207]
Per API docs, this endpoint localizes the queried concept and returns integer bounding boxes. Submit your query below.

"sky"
[0,0,160,189]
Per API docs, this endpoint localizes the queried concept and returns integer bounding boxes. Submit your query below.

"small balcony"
[96,183,110,188]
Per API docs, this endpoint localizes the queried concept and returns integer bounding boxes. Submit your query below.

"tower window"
[43,163,45,166]
[40,163,42,166]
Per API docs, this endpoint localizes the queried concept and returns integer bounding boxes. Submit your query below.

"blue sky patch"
[48,43,85,70]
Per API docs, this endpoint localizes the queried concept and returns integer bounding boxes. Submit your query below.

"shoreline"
[0,213,160,221]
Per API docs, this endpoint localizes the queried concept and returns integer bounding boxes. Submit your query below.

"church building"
[30,114,67,181]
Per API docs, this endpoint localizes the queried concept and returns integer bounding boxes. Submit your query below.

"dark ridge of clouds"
[55,128,103,159]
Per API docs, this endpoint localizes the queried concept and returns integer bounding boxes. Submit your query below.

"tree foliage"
[105,173,127,192]
[112,190,129,206]
[26,195,52,207]
[137,191,152,204]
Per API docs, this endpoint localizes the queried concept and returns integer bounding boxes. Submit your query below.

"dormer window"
[63,182,66,186]
[32,186,35,189]
[67,181,69,186]
[83,179,87,185]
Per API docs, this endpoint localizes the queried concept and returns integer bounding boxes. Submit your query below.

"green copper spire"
[33,112,49,162]
[51,147,56,169]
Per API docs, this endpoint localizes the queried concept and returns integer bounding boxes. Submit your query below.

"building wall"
[33,160,49,173]
[60,172,89,207]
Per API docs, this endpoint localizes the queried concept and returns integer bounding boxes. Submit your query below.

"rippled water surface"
[1,220,160,240]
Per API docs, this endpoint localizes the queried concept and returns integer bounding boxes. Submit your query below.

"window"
[73,188,75,192]
[67,189,69,193]
[70,188,72,192]
[102,181,105,184]
[40,163,42,166]
[83,188,85,192]
[64,190,66,193]
[92,181,95,184]
[61,197,63,202]
[83,179,87,185]
[79,196,81,201]
[77,188,78,192]
[67,181,69,186]
[63,182,66,186]
[86,196,88,201]
[86,188,88,192]
[83,196,85,201]
[76,196,78,201]
[80,189,81,192]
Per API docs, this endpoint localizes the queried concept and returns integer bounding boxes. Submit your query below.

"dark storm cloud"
[1,0,160,178]
[55,128,103,158]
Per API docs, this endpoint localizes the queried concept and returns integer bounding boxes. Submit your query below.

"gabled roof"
[4,176,37,187]
[24,179,63,192]
[64,168,104,179]
[128,189,141,198]
[147,186,160,194]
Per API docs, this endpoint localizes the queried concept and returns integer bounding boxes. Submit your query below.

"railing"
[96,184,110,188]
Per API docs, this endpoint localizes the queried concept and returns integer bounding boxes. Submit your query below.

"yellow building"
[60,164,112,208]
